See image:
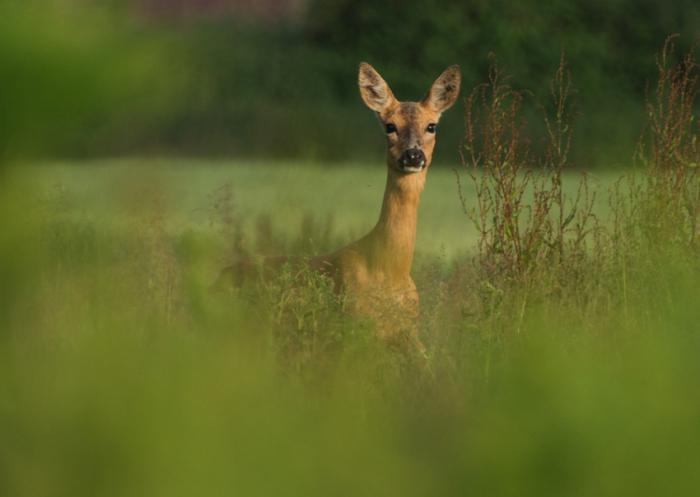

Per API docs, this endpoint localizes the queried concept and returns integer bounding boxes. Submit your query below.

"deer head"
[358,63,461,173]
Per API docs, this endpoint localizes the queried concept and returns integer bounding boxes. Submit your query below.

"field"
[2,157,700,497]
[3,8,700,493]
[32,159,618,257]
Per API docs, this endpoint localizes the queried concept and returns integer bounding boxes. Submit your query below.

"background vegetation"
[4,0,700,165]
[2,2,700,496]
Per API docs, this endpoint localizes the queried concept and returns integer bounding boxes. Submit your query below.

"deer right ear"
[423,65,461,113]
[358,62,396,113]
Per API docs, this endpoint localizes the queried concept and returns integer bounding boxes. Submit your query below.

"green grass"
[33,159,618,259]
[2,160,699,497]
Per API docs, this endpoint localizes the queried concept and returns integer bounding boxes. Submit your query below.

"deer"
[217,62,461,357]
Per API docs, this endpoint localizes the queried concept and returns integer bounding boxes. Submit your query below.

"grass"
[32,159,617,261]
[3,41,700,497]
[2,157,698,497]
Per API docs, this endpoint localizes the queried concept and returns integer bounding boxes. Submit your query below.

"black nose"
[399,148,426,167]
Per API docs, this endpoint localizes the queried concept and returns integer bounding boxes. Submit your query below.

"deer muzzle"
[398,148,426,172]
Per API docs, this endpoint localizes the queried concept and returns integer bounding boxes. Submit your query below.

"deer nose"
[399,148,426,168]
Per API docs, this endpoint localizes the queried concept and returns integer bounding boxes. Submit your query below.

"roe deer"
[218,63,461,354]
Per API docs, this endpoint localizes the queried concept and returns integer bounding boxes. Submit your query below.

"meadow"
[2,153,699,496]
[2,8,700,494]
[31,159,619,257]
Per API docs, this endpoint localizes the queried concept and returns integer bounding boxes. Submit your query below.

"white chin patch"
[400,161,425,173]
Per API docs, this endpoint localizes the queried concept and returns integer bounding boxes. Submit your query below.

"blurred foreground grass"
[1,161,699,497]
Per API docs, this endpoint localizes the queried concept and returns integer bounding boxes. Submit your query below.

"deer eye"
[426,123,437,133]
[385,123,397,134]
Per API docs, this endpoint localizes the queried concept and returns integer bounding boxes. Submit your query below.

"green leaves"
[0,2,185,161]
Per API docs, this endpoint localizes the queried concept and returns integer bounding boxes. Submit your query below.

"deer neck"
[366,167,426,278]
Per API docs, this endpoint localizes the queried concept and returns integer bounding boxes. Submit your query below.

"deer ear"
[423,65,461,113]
[358,62,397,113]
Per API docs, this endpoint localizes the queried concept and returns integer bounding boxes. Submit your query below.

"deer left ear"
[423,65,461,113]
[358,62,397,113]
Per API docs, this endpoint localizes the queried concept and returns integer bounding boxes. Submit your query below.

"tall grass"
[2,41,700,496]
[460,54,598,285]
[631,35,700,255]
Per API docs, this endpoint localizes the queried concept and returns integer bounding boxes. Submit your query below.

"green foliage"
[3,1,699,163]
[163,0,700,163]
[275,0,700,163]
[2,156,700,496]
[0,1,185,161]
[305,0,700,98]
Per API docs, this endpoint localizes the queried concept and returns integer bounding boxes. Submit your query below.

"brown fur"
[218,63,461,353]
